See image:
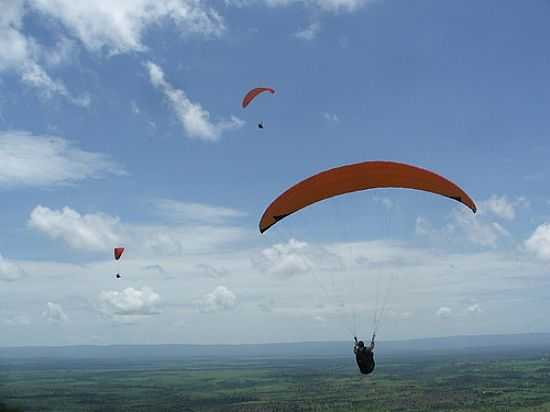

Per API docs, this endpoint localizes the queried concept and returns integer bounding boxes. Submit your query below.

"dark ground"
[2,344,550,411]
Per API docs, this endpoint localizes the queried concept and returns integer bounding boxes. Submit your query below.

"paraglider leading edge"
[258,160,477,234]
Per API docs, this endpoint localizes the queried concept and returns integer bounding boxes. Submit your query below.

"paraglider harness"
[354,333,376,375]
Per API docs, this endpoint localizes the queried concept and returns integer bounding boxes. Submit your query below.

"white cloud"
[449,208,510,247]
[466,303,482,314]
[195,263,228,279]
[417,195,529,248]
[255,239,314,277]
[154,199,246,223]
[304,0,372,11]
[0,1,88,105]
[322,112,340,123]
[30,0,225,54]
[1,1,223,103]
[295,21,320,41]
[2,231,550,345]
[0,131,126,187]
[138,225,245,255]
[199,285,237,313]
[480,195,515,220]
[42,36,77,67]
[146,62,244,141]
[29,206,120,252]
[98,287,160,320]
[418,208,510,248]
[525,223,550,260]
[28,204,246,256]
[436,306,452,319]
[20,62,90,106]
[0,1,28,71]
[480,195,528,220]
[0,254,26,282]
[254,238,343,278]
[226,0,372,13]
[42,302,69,323]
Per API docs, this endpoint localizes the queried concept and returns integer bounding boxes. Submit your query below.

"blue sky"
[1,0,549,346]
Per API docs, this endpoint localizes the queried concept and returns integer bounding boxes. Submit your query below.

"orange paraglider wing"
[259,161,476,233]
[242,87,275,108]
[114,247,125,260]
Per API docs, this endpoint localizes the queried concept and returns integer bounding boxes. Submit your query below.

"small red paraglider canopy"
[242,87,275,108]
[114,247,125,260]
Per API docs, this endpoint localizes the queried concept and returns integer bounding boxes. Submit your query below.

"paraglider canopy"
[242,87,275,108]
[259,161,477,233]
[114,247,125,260]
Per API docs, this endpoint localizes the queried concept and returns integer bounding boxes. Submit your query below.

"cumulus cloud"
[254,239,344,278]
[416,195,529,248]
[31,0,224,54]
[98,287,160,320]
[480,195,529,220]
[295,21,320,40]
[0,254,26,282]
[138,225,245,255]
[42,302,69,323]
[199,285,237,313]
[525,223,550,260]
[254,239,314,277]
[154,199,246,223]
[28,203,245,256]
[417,207,510,248]
[436,306,452,319]
[449,208,510,247]
[20,62,90,106]
[146,62,243,141]
[0,131,126,187]
[29,206,120,252]
[41,36,77,67]
[0,1,88,105]
[1,1,223,103]
[0,1,29,72]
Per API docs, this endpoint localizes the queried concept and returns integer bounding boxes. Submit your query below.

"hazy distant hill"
[1,333,549,362]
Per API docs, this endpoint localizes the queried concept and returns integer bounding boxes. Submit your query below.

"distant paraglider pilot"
[114,247,125,279]
[354,334,375,375]
[242,87,274,131]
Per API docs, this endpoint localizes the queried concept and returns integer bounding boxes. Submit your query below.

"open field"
[2,344,550,411]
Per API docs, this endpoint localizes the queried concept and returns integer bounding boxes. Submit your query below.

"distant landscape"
[2,334,550,411]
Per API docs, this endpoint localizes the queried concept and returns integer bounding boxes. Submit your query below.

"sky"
[0,0,550,346]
